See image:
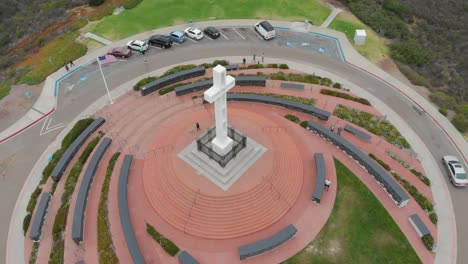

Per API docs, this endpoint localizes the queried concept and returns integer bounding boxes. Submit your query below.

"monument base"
[178,136,267,191]
[212,137,233,156]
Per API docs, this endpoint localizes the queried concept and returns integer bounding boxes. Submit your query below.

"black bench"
[312,153,326,204]
[234,75,266,87]
[344,124,372,142]
[280,82,305,90]
[51,117,105,182]
[307,121,410,207]
[225,64,240,71]
[140,67,206,96]
[238,224,297,260]
[72,137,112,244]
[227,93,331,121]
[29,192,52,241]
[178,251,200,264]
[409,214,430,237]
[119,155,145,264]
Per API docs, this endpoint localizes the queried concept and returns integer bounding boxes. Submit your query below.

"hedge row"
[386,150,431,186]
[422,234,434,251]
[269,71,338,87]
[321,89,371,105]
[23,118,94,236]
[233,92,316,106]
[29,242,39,264]
[368,153,436,215]
[239,63,289,70]
[283,114,309,129]
[98,152,121,264]
[146,223,180,256]
[49,136,101,263]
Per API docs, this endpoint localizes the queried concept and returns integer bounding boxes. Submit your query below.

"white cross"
[204,65,235,156]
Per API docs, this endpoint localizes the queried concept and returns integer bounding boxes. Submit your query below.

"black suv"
[203,27,220,39]
[148,34,173,48]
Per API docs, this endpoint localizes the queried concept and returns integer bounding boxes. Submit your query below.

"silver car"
[442,155,467,187]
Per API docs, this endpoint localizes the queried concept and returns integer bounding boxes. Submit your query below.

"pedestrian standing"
[69,60,74,67]
[64,63,69,72]
[196,122,200,131]
[324,179,331,191]
[139,46,143,55]
[253,53,256,62]
[261,52,264,63]
[243,58,246,64]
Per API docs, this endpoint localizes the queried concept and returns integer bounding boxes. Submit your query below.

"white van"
[254,21,276,40]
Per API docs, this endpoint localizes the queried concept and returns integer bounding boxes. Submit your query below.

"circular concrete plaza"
[97,80,339,263]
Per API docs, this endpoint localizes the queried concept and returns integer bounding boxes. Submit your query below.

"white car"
[126,40,149,51]
[184,27,204,40]
[442,155,467,187]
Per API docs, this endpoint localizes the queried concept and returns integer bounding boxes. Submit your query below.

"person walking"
[253,53,256,62]
[139,46,143,55]
[261,52,264,63]
[64,63,69,72]
[243,58,246,64]
[196,122,200,131]
[69,59,74,67]
[324,179,331,191]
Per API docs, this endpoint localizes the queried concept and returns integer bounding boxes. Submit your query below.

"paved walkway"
[83,32,113,46]
[321,5,342,28]
[5,19,463,264]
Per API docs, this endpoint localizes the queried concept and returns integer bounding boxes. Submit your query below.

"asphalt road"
[1,27,465,263]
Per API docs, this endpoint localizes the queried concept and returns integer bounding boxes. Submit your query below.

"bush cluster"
[279,64,289,69]
[300,120,308,128]
[321,89,371,105]
[247,64,265,69]
[23,118,94,236]
[133,76,156,91]
[409,169,431,186]
[146,223,180,256]
[369,153,435,212]
[429,212,438,225]
[98,152,121,264]
[332,82,342,89]
[269,72,334,86]
[285,114,300,123]
[386,150,430,186]
[123,0,143,9]
[234,92,316,106]
[422,234,434,251]
[438,108,448,116]
[160,64,197,78]
[334,105,410,149]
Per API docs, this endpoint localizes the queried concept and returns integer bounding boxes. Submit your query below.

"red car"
[107,47,132,58]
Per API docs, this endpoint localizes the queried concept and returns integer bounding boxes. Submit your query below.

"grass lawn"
[91,0,331,40]
[0,81,12,100]
[16,32,87,85]
[283,159,421,264]
[329,12,390,64]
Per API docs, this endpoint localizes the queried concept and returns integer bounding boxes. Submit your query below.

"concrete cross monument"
[204,65,235,156]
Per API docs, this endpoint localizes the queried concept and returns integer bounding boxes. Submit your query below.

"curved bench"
[51,117,105,182]
[175,76,267,96]
[72,137,112,244]
[140,67,206,96]
[227,93,331,121]
[307,121,410,207]
[409,214,430,238]
[344,124,372,142]
[29,192,52,241]
[312,153,326,204]
[238,224,297,260]
[178,251,200,264]
[118,155,145,264]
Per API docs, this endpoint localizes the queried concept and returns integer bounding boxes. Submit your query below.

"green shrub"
[390,39,433,66]
[23,214,32,236]
[233,92,315,106]
[133,76,156,91]
[368,153,391,171]
[285,114,301,123]
[333,82,342,89]
[146,223,180,256]
[98,152,121,264]
[61,118,94,149]
[247,64,264,69]
[269,72,287,80]
[429,91,457,110]
[429,212,438,225]
[321,89,371,105]
[321,77,333,86]
[267,63,278,68]
[29,242,39,264]
[158,82,188,95]
[409,169,431,186]
[211,60,229,67]
[391,172,402,181]
[300,121,308,128]
[122,0,143,9]
[439,108,448,116]
[279,64,289,69]
[422,234,434,251]
[89,0,105,6]
[198,63,212,69]
[451,113,467,133]
[161,64,197,77]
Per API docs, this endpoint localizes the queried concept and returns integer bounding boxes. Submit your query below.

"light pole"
[97,57,114,104]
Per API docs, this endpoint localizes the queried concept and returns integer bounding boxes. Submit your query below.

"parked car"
[442,155,467,187]
[255,21,276,40]
[168,31,186,43]
[148,34,173,48]
[204,27,220,39]
[126,40,149,51]
[107,47,131,58]
[184,27,204,40]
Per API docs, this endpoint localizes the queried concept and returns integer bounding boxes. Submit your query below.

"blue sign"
[286,41,293,46]
[80,76,87,81]
[189,19,193,23]
[25,92,31,97]
[319,47,326,53]
[48,155,53,161]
